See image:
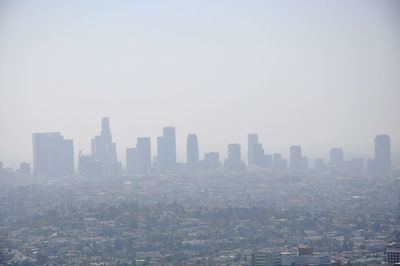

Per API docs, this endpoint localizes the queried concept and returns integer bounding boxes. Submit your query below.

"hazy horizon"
[1,0,400,168]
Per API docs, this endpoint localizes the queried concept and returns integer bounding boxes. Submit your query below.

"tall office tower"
[187,134,199,169]
[201,152,220,170]
[248,134,259,165]
[156,136,165,168]
[330,147,344,168]
[136,137,151,174]
[33,132,74,177]
[273,153,283,169]
[228,144,241,162]
[157,127,176,171]
[127,138,152,175]
[254,143,265,166]
[86,117,119,176]
[225,144,245,171]
[264,154,273,167]
[290,145,302,172]
[375,134,391,174]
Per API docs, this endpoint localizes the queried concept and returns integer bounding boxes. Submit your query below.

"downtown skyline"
[1,117,397,170]
[1,0,400,168]
[21,117,393,174]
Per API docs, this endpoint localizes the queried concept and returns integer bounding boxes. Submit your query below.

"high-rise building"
[225,144,245,171]
[264,154,273,167]
[92,117,119,176]
[330,148,344,168]
[18,162,31,175]
[126,137,151,175]
[79,117,119,176]
[157,127,176,171]
[375,134,391,174]
[248,134,258,166]
[273,153,287,171]
[290,145,302,172]
[137,137,151,174]
[187,134,199,169]
[201,152,220,170]
[33,132,74,177]
[254,143,265,166]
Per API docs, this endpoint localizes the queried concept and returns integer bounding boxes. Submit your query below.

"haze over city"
[1,1,400,265]
[1,0,400,168]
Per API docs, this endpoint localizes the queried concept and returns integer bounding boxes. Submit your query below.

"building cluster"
[0,117,393,178]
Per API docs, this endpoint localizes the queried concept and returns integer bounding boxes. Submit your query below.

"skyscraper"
[80,117,119,176]
[92,117,118,176]
[157,127,176,171]
[374,134,391,174]
[33,132,74,177]
[225,144,245,171]
[248,134,258,166]
[201,152,220,170]
[330,147,344,168]
[127,137,152,175]
[254,143,265,166]
[187,134,199,169]
[290,145,302,172]
[137,137,151,174]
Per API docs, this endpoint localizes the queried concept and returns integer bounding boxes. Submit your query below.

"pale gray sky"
[0,0,399,168]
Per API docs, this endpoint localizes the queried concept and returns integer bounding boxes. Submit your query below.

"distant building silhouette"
[187,134,199,169]
[330,147,344,169]
[137,137,151,174]
[273,153,287,171]
[79,118,119,176]
[374,134,391,174]
[264,154,273,167]
[18,162,31,175]
[248,134,258,166]
[201,152,220,170]
[157,127,176,171]
[290,145,302,172]
[224,144,245,171]
[33,132,74,177]
[254,143,265,166]
[315,158,325,171]
[126,137,151,175]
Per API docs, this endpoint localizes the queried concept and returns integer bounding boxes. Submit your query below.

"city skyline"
[1,1,400,167]
[19,117,394,174]
[1,120,397,170]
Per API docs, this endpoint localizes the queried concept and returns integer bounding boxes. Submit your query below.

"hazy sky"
[1,0,399,168]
